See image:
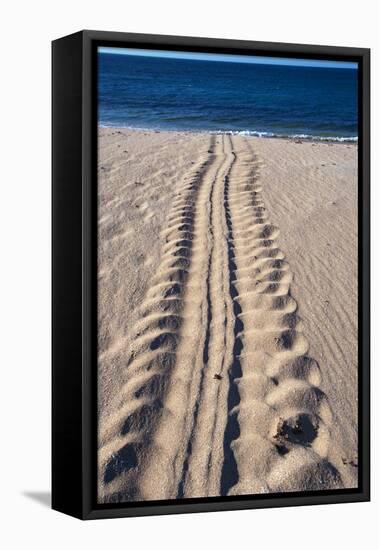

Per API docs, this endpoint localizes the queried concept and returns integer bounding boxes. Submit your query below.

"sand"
[97,127,358,503]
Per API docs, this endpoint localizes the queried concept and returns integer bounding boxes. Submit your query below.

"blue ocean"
[98,51,358,141]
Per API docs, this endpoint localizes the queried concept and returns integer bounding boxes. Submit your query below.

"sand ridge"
[98,133,356,502]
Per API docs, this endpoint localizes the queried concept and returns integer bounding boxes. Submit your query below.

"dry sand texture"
[98,128,358,502]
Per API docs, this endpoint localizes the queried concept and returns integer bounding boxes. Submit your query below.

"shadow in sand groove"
[220,156,243,496]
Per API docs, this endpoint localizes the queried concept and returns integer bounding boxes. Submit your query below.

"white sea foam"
[99,124,358,143]
[209,130,358,142]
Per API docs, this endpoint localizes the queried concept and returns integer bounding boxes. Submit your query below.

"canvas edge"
[52,30,370,520]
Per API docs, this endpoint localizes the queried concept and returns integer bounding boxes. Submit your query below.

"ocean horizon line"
[99,48,358,70]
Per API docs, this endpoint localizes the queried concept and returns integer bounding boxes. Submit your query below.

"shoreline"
[98,124,358,144]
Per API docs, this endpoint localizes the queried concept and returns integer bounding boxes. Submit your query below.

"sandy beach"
[97,127,358,502]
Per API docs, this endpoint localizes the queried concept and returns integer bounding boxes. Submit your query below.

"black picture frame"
[52,30,370,520]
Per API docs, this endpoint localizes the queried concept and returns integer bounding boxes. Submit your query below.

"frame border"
[53,30,370,520]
